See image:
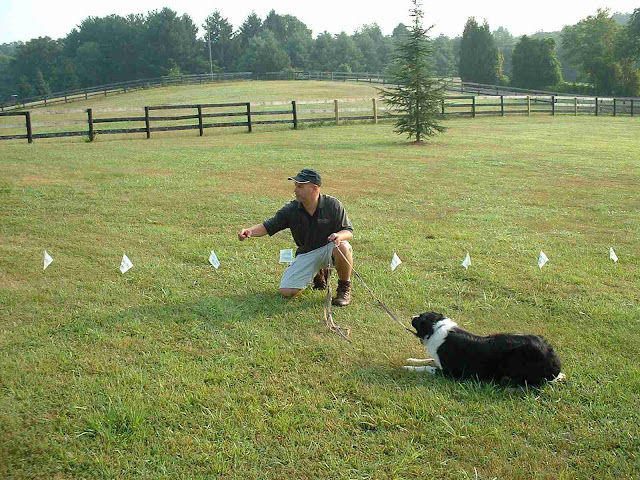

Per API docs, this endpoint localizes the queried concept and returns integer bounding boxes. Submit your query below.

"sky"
[1,0,638,44]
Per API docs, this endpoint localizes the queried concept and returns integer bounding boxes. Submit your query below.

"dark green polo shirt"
[263,194,353,255]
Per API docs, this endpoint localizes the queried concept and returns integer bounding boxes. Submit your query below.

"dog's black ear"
[411,313,434,339]
[425,312,446,324]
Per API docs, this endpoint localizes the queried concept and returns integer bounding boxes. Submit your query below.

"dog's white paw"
[405,358,436,366]
[403,365,438,375]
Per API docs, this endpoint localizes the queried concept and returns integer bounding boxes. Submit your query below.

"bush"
[551,81,594,95]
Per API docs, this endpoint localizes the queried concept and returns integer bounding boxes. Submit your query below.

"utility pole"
[208,26,214,81]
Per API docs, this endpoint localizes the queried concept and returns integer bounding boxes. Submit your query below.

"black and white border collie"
[405,312,565,387]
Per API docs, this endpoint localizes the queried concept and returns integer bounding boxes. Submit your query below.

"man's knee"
[279,288,302,298]
[333,242,353,262]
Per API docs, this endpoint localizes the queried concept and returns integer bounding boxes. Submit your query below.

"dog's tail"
[550,372,566,384]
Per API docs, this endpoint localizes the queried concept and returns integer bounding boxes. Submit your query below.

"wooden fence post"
[144,106,151,139]
[471,96,476,118]
[595,97,599,116]
[527,96,531,116]
[246,102,252,133]
[25,112,33,144]
[613,98,617,117]
[575,97,578,116]
[441,98,445,115]
[551,95,555,115]
[500,95,504,116]
[44,96,47,106]
[197,105,203,136]
[632,99,634,117]
[334,100,339,125]
[292,101,298,129]
[373,98,378,123]
[87,108,94,142]
[85,90,88,100]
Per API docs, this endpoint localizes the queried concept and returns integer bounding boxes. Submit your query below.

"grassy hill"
[1,80,385,138]
[1,80,639,478]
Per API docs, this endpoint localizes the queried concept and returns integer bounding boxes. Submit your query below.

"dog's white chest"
[424,319,457,369]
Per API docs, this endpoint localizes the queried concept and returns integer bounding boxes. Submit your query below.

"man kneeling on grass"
[237,169,354,306]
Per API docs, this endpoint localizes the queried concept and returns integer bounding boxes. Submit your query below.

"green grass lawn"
[0,80,383,137]
[1,84,639,479]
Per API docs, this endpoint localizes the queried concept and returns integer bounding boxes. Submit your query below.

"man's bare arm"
[327,229,353,246]
[238,223,268,241]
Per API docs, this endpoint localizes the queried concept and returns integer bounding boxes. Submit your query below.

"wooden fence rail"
[4,71,640,113]
[0,95,636,144]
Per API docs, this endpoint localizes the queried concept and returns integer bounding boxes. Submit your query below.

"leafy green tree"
[0,42,22,56]
[562,9,620,93]
[623,8,640,58]
[11,37,64,91]
[239,30,290,74]
[57,58,80,91]
[354,24,392,73]
[285,30,313,69]
[310,32,336,71]
[263,11,310,45]
[459,17,501,84]
[144,8,200,76]
[34,69,51,95]
[532,31,578,82]
[392,24,409,39]
[262,11,312,70]
[511,35,562,89]
[74,42,102,86]
[333,32,364,72]
[378,0,445,143]
[492,27,516,78]
[203,10,239,72]
[17,75,33,99]
[0,53,14,101]
[64,14,146,82]
[431,34,458,76]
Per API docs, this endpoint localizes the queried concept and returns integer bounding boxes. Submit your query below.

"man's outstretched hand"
[238,228,252,241]
[327,233,341,246]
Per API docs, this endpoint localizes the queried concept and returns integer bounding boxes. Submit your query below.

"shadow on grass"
[96,290,324,332]
[352,365,556,399]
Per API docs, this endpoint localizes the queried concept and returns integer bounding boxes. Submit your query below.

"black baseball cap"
[288,168,322,186]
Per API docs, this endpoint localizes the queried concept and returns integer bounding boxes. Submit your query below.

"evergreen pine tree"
[378,0,445,143]
[34,69,51,96]
[459,18,501,84]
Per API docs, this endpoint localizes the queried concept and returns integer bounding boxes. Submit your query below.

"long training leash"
[323,266,352,342]
[332,242,415,336]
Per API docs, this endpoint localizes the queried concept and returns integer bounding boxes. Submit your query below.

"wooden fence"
[0,73,254,112]
[0,95,637,143]
[4,70,639,113]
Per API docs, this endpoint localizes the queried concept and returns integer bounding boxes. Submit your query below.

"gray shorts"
[280,241,352,290]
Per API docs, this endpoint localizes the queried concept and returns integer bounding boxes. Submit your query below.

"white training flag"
[610,247,618,263]
[120,254,133,274]
[279,249,294,264]
[43,250,53,270]
[538,251,549,269]
[390,252,402,271]
[209,250,220,269]
[461,252,471,270]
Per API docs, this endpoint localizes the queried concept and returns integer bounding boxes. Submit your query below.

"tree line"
[1,7,639,102]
